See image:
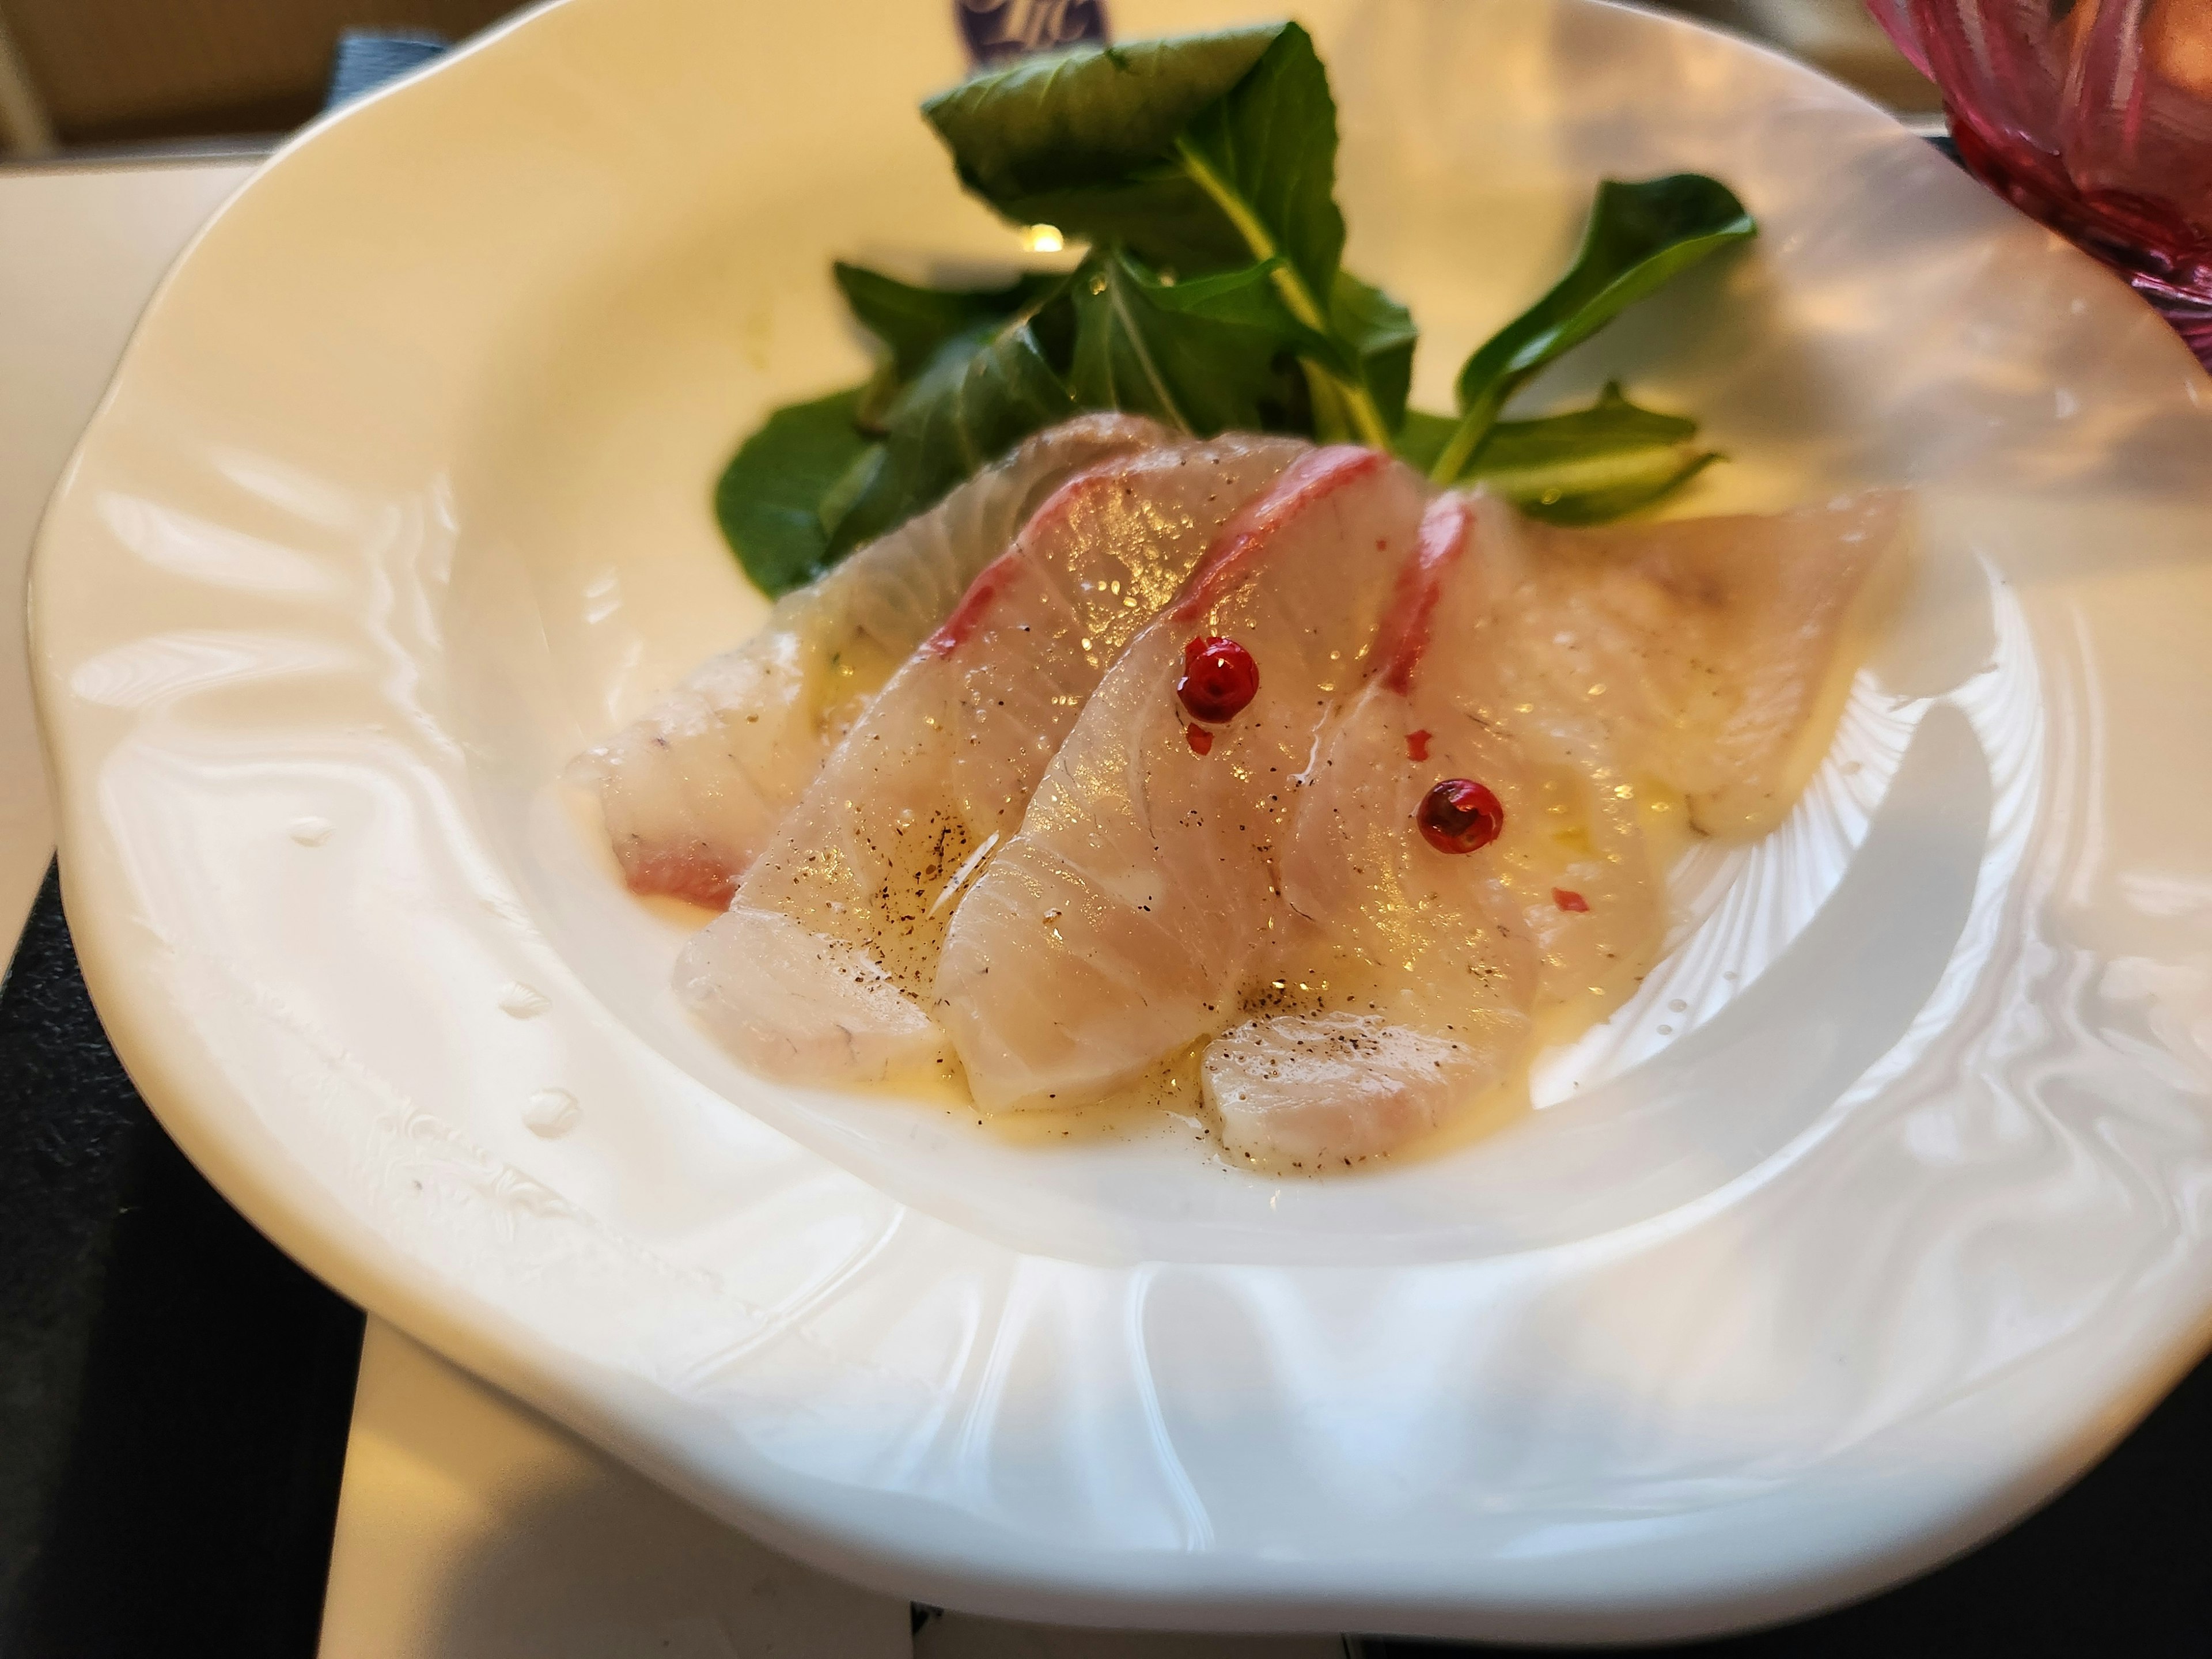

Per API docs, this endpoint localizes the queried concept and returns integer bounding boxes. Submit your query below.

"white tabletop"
[0,154,1344,1659]
[0,156,256,950]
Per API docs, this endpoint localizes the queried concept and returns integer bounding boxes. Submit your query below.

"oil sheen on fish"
[644,401,1907,1171]
[1499,490,1906,837]
[579,413,1169,907]
[673,433,1309,1085]
[935,447,1431,1114]
[1205,495,1543,1168]
[1206,486,1904,1165]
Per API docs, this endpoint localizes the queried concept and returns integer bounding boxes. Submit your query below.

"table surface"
[5,152,2212,1659]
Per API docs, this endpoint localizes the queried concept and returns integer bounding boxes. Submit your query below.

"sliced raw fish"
[1211,488,1904,1165]
[1207,495,1542,1168]
[675,432,1309,1084]
[936,446,1431,1113]
[1500,491,1905,837]
[1407,493,1667,1015]
[580,413,1169,906]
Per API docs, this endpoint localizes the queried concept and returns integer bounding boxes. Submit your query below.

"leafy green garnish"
[920,28,1282,275]
[1425,175,1755,484]
[1397,382,1720,524]
[926,24,1402,446]
[1168,25,1345,313]
[1327,271,1418,435]
[713,386,876,596]
[1476,381,1700,467]
[821,308,1078,565]
[1508,447,1720,525]
[1068,252,1315,435]
[713,26,1761,598]
[832,263,1062,426]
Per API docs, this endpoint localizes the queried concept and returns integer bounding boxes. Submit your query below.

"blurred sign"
[957,0,1109,66]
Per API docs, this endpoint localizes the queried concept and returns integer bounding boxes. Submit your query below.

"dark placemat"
[1363,1355,2212,1655]
[0,865,362,1658]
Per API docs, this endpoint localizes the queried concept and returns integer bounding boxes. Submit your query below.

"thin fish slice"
[675,433,1309,1085]
[1211,488,1906,1166]
[1500,491,1906,837]
[937,447,1430,1113]
[1412,492,1666,1015]
[1206,495,1542,1168]
[579,412,1169,906]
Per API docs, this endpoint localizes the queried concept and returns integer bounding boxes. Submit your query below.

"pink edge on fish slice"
[1169,445,1386,623]
[1376,493,1478,695]
[674,432,1310,1088]
[919,453,1135,658]
[580,413,1173,906]
[921,546,1025,657]
[935,447,1430,1115]
[1203,493,1540,1169]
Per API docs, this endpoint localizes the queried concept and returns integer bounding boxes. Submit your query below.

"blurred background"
[0,0,516,152]
[1661,0,1936,110]
[0,0,1936,158]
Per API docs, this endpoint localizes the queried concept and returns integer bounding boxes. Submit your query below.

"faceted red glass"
[1869,0,2212,365]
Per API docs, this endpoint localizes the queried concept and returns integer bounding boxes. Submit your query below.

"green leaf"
[1429,175,1755,482]
[923,24,1339,294]
[815,441,889,540]
[1469,381,1696,474]
[1170,25,1393,442]
[1173,24,1344,305]
[1067,250,1316,435]
[921,28,1283,278]
[834,263,1063,381]
[1392,407,1461,475]
[714,385,877,597]
[834,263,1065,428]
[822,310,1077,561]
[1327,270,1417,434]
[1398,383,1718,524]
[1503,448,1719,525]
[1455,176,1755,410]
[923,27,1282,210]
[923,23,1395,445]
[949,168,1260,282]
[1397,383,1693,478]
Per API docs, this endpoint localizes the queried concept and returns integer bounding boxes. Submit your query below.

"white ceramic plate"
[32,0,2212,1641]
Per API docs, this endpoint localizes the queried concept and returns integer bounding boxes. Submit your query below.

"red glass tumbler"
[1869,0,2212,366]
